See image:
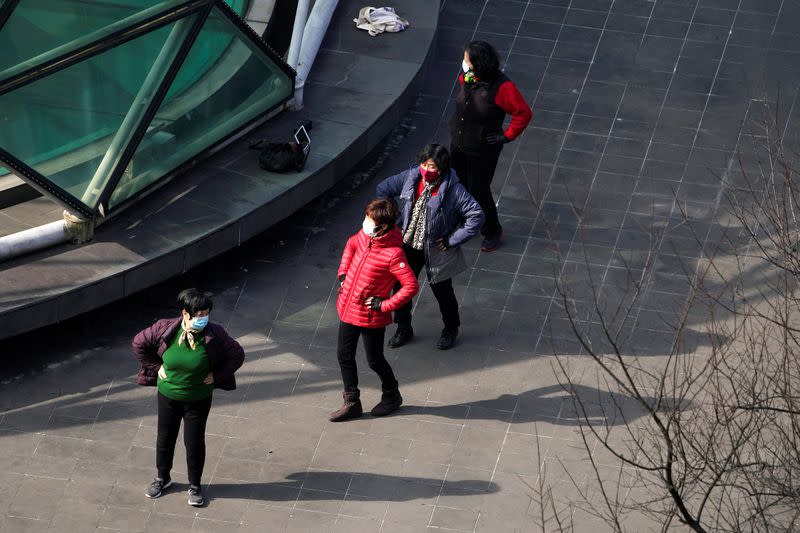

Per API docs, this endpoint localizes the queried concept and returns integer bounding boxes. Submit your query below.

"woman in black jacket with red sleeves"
[449,40,533,252]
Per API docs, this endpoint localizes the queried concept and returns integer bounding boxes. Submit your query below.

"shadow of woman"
[404,383,671,426]
[204,471,500,503]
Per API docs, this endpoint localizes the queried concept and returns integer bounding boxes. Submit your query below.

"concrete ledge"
[0,1,440,339]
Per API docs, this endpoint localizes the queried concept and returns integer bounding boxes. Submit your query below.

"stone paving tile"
[190,517,240,533]
[96,505,150,531]
[1,515,50,533]
[48,502,104,532]
[2,0,800,532]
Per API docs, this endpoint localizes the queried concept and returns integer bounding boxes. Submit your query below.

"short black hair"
[416,143,450,176]
[365,198,397,236]
[178,288,213,316]
[464,40,500,80]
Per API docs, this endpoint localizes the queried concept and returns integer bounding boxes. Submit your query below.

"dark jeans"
[393,244,460,330]
[337,321,398,393]
[156,392,212,486]
[451,144,503,238]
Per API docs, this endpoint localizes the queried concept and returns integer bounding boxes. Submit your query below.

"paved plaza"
[2,0,800,531]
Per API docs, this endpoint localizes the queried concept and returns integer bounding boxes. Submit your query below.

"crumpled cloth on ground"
[354,6,410,36]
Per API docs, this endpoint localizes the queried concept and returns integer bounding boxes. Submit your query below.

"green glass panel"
[0,19,185,203]
[0,0,249,76]
[224,0,249,14]
[109,6,293,209]
[163,14,237,102]
[0,0,149,74]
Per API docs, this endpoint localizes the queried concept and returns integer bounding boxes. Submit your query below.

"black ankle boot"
[388,325,414,348]
[437,328,458,350]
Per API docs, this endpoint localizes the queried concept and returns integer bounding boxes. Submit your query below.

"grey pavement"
[2,0,800,531]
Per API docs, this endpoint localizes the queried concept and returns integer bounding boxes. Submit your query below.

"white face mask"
[362,217,376,236]
[462,59,471,73]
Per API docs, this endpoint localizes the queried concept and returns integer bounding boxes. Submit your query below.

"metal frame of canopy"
[0,0,295,219]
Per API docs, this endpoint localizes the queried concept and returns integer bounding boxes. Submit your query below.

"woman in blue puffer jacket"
[376,144,484,350]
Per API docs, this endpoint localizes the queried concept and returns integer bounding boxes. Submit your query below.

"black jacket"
[449,72,509,151]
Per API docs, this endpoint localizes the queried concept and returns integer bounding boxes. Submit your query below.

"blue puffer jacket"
[376,166,484,283]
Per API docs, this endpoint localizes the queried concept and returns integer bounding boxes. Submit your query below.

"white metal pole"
[0,220,67,262]
[291,0,338,110]
[286,0,311,70]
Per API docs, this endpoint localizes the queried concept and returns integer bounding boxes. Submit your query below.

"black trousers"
[393,244,460,330]
[337,322,398,393]
[451,144,503,238]
[156,392,212,486]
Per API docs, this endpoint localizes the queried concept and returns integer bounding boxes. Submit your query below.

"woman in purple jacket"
[132,288,244,507]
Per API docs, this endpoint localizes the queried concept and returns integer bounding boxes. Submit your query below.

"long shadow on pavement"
[206,472,500,502]
[407,383,663,426]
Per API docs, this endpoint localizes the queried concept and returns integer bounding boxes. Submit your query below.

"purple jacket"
[132,317,245,391]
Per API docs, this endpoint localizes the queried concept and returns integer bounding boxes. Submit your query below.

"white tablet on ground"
[294,124,311,158]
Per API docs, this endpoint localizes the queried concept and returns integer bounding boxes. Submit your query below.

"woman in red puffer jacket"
[330,198,419,422]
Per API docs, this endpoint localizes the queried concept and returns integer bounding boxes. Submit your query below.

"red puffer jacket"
[337,227,419,328]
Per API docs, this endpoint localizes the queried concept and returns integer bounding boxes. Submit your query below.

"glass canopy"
[0,0,294,217]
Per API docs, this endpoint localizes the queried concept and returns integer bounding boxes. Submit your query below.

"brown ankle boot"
[371,389,403,417]
[329,391,363,422]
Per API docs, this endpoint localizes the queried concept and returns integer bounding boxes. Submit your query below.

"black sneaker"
[188,485,204,507]
[388,325,414,348]
[437,328,458,350]
[145,477,172,498]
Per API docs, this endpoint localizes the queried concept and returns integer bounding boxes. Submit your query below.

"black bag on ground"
[249,140,305,172]
[249,120,312,173]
